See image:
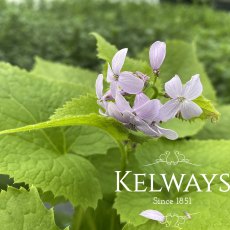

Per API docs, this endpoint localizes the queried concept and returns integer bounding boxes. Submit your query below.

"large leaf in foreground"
[0,63,104,208]
[0,186,65,230]
[0,114,129,143]
[51,95,99,119]
[32,57,97,89]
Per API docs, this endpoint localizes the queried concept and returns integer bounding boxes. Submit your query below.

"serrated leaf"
[50,95,117,155]
[0,186,63,230]
[194,105,230,140]
[0,114,129,143]
[92,32,153,76]
[32,57,97,89]
[193,95,220,121]
[115,184,230,229]
[51,95,99,120]
[0,63,106,208]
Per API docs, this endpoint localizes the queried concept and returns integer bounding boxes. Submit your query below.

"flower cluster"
[95,41,203,140]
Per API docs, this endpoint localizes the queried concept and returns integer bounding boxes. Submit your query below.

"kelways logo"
[115,151,230,229]
[115,151,230,193]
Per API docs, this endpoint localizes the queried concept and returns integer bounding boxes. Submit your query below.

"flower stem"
[153,71,159,86]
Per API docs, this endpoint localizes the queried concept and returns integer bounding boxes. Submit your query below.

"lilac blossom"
[96,74,112,114]
[107,48,144,97]
[107,92,178,140]
[149,41,166,72]
[140,210,165,223]
[160,74,203,121]
[95,40,205,140]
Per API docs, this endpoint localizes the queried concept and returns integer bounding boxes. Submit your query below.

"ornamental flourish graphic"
[144,151,201,167]
[160,212,200,229]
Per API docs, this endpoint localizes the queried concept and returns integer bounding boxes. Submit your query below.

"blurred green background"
[0,0,230,102]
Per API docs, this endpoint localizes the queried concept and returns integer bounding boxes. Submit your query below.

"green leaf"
[51,95,99,119]
[64,126,117,157]
[193,95,220,121]
[0,114,129,143]
[89,148,121,196]
[122,222,162,230]
[115,184,230,229]
[0,63,105,208]
[0,186,64,230]
[0,133,102,209]
[32,57,97,89]
[194,105,230,140]
[134,139,230,196]
[50,95,117,156]
[92,32,153,76]
[161,119,205,138]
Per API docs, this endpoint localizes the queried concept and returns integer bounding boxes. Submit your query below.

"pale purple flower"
[149,41,166,72]
[96,74,112,114]
[107,92,178,140]
[107,48,144,97]
[160,74,203,121]
[140,210,165,223]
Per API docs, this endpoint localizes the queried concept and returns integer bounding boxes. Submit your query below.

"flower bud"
[149,41,166,72]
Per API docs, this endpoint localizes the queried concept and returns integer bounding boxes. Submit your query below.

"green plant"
[0,33,228,230]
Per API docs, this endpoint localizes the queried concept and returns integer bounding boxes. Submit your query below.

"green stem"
[153,74,158,86]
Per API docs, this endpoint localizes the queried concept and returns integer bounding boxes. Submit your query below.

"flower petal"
[115,92,132,113]
[95,74,103,99]
[181,100,203,120]
[149,41,166,70]
[107,102,127,123]
[133,93,150,110]
[182,74,203,100]
[165,75,183,99]
[118,71,144,94]
[112,48,128,75]
[123,111,136,124]
[155,125,178,140]
[140,210,165,223]
[103,90,113,100]
[159,99,181,122]
[107,63,114,83]
[110,81,118,98]
[134,99,161,123]
[135,120,159,137]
